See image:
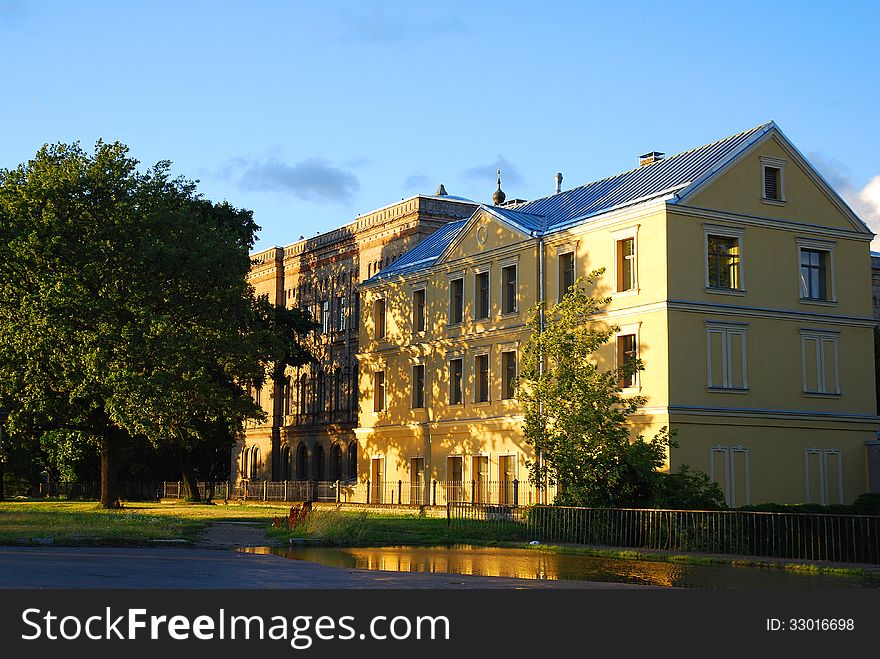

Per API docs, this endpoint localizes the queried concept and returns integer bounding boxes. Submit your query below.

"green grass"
[268,510,525,546]
[2,503,876,578]
[266,510,876,577]
[0,500,295,545]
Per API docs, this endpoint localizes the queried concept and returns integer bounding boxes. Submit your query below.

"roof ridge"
[520,121,773,208]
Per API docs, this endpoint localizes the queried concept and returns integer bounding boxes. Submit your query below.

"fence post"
[178,482,182,500]
[471,479,475,503]
[432,480,437,506]
[513,479,519,507]
[284,480,288,502]
[163,481,167,499]
[262,480,267,501]
[366,480,370,505]
[398,480,402,506]
[447,501,451,528]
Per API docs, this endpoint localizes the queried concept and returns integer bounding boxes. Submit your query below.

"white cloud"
[221,156,360,204]
[462,155,525,188]
[841,176,880,252]
[808,152,880,251]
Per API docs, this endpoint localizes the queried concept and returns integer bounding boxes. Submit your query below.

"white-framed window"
[449,357,463,405]
[709,445,750,507]
[498,453,519,505]
[446,455,464,502]
[321,300,330,334]
[761,155,786,203]
[412,363,425,409]
[370,455,385,504]
[615,322,641,391]
[706,321,748,391]
[804,448,843,505]
[797,238,836,303]
[475,269,490,319]
[472,454,489,503]
[412,287,426,333]
[611,226,639,294]
[558,251,575,301]
[410,456,425,505]
[501,263,518,314]
[501,350,517,400]
[373,370,386,412]
[448,276,464,325]
[335,296,346,332]
[800,329,840,395]
[704,225,745,292]
[374,298,386,339]
[474,352,490,403]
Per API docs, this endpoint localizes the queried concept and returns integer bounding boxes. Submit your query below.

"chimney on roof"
[639,151,664,166]
[555,172,563,194]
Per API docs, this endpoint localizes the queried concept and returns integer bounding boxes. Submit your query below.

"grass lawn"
[269,510,530,546]
[0,500,294,545]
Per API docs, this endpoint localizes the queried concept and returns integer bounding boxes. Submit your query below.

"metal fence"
[365,480,524,506]
[33,482,163,501]
[448,503,880,564]
[226,480,342,503]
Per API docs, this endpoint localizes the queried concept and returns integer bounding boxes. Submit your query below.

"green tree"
[0,141,281,507]
[519,270,675,507]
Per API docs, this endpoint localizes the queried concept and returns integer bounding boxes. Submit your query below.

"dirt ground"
[193,521,282,549]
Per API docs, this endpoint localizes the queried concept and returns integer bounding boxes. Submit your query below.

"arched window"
[334,369,343,412]
[347,441,357,480]
[281,445,291,480]
[284,376,292,417]
[313,444,325,481]
[330,443,342,481]
[317,371,326,413]
[250,447,260,480]
[241,447,249,480]
[296,443,308,480]
[299,373,308,417]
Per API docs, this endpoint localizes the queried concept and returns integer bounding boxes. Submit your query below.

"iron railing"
[364,480,523,506]
[447,503,880,564]
[33,482,163,501]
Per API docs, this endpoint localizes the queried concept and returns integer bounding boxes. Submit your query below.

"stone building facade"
[234,192,478,486]
[357,122,880,506]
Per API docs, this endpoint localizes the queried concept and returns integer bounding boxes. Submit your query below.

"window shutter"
[764,166,779,200]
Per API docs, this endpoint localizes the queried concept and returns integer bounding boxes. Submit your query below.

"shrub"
[652,465,726,510]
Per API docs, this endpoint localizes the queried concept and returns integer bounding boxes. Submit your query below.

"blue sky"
[2,0,879,251]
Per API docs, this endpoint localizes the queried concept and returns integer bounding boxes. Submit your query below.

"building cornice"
[641,404,880,426]
[670,203,872,242]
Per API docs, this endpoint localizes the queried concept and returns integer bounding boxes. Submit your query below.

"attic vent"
[764,166,780,200]
[639,151,664,166]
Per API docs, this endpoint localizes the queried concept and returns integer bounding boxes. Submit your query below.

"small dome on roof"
[492,168,506,205]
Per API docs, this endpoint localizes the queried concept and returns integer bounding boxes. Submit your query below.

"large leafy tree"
[0,141,282,507]
[519,270,675,508]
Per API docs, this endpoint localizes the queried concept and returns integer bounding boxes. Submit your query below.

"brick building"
[234,190,477,486]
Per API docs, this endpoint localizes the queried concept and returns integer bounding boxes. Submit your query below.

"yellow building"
[356,122,880,506]
[236,191,477,489]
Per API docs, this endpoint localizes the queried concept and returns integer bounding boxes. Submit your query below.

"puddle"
[240,544,880,589]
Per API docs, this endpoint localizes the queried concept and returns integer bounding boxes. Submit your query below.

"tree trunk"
[99,431,121,509]
[179,448,201,502]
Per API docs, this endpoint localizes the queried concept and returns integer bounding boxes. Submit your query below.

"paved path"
[0,546,648,589]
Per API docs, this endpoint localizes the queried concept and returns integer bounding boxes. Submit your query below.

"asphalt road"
[0,546,647,589]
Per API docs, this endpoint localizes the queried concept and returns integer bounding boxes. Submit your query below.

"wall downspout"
[536,230,546,505]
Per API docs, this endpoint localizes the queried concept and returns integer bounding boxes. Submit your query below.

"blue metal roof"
[483,205,546,234]
[513,122,772,233]
[362,123,775,284]
[364,219,469,284]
